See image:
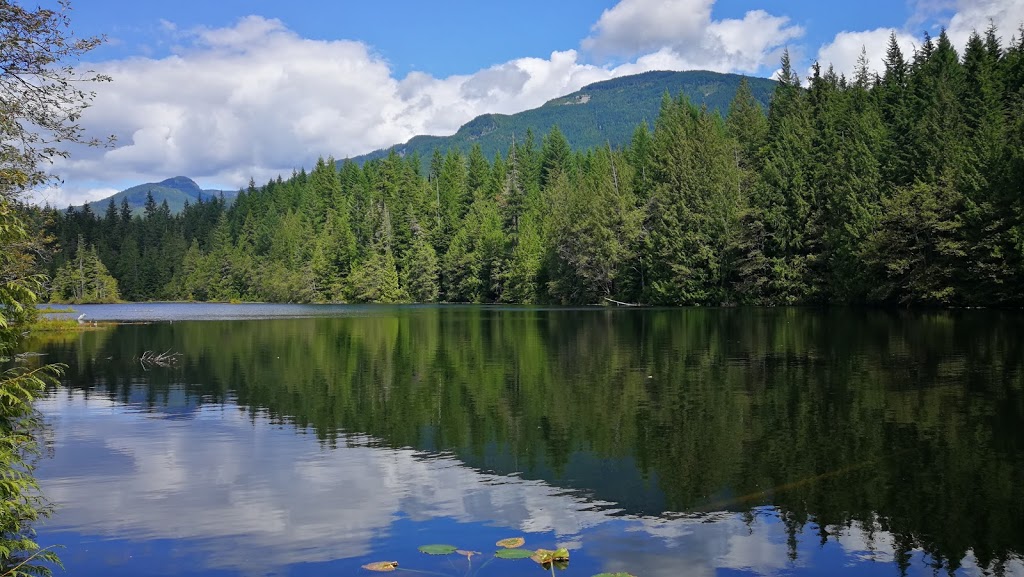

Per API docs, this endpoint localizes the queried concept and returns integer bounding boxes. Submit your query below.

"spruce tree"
[348,203,403,303]
[401,226,440,302]
[749,50,815,303]
[50,236,120,303]
[644,98,742,304]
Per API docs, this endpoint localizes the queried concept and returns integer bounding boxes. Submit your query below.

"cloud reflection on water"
[36,389,1022,577]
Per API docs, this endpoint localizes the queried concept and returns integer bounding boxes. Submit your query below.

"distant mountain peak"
[157,176,203,194]
[79,177,238,215]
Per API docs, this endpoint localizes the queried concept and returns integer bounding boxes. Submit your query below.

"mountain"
[348,70,776,166]
[83,176,238,214]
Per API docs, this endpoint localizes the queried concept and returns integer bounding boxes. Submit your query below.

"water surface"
[27,305,1024,576]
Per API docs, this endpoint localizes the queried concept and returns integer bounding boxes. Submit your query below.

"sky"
[26,0,1024,207]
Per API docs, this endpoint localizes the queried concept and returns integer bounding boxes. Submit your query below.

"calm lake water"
[24,304,1024,576]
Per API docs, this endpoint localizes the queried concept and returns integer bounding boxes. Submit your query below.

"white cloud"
[816,0,1024,81]
[583,0,803,72]
[815,28,919,79]
[584,0,717,57]
[33,186,119,209]
[36,3,804,206]
[941,0,1024,48]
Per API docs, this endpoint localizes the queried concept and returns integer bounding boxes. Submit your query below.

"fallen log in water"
[603,297,641,307]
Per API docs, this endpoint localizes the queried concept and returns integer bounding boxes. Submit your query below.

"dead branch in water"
[604,297,641,307]
[138,349,181,370]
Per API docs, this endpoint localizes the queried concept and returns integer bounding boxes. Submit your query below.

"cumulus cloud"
[940,0,1024,47]
[815,28,919,79]
[583,0,803,72]
[36,19,605,205]
[817,0,1024,79]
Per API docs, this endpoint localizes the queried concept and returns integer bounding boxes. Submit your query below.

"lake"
[24,304,1024,576]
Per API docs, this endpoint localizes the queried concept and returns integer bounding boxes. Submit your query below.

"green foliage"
[352,70,775,170]
[49,236,120,303]
[545,148,641,304]
[401,228,439,303]
[38,24,1024,308]
[442,194,503,302]
[501,210,543,303]
[348,204,403,303]
[1,2,107,572]
[644,97,741,305]
[367,537,555,574]
[862,181,965,304]
[0,206,61,575]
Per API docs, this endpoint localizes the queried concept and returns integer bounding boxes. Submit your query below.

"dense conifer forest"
[35,28,1024,306]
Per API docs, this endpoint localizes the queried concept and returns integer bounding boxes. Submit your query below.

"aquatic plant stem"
[474,556,494,574]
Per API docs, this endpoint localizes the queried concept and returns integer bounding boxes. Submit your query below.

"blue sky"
[31,0,1024,206]
[70,0,918,77]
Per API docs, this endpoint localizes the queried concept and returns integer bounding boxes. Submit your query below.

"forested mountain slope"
[349,70,776,167]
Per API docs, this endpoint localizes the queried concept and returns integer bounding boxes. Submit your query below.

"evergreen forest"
[36,27,1024,307]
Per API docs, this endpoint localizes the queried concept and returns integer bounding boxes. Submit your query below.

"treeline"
[41,27,1024,306]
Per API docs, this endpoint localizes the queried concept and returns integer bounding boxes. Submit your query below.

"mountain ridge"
[347,70,776,167]
[82,176,238,215]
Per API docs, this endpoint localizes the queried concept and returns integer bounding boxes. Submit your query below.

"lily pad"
[531,548,570,565]
[362,561,399,572]
[418,544,458,555]
[494,548,535,559]
[456,550,480,558]
[496,536,526,548]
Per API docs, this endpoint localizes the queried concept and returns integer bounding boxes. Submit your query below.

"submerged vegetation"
[32,24,1024,307]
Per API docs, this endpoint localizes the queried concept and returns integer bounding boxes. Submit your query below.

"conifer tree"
[627,122,655,202]
[540,125,572,189]
[502,209,543,303]
[349,203,403,303]
[546,147,641,304]
[749,50,816,303]
[50,236,120,303]
[442,194,503,302]
[659,101,741,303]
[809,57,884,300]
[401,226,440,302]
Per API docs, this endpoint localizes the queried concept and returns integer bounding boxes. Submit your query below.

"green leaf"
[494,548,535,559]
[418,544,457,555]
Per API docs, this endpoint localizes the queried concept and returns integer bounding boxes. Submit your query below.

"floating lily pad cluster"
[361,535,635,575]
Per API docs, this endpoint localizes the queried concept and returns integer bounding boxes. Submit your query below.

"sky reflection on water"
[27,305,1024,576]
[34,388,1019,577]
